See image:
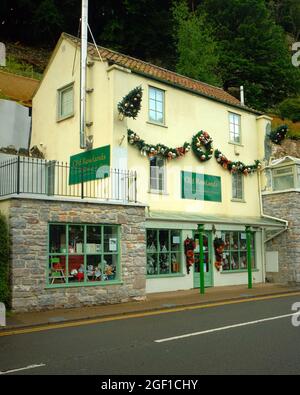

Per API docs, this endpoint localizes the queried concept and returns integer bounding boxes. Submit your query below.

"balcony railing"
[0,156,137,203]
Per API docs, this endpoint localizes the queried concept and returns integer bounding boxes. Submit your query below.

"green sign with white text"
[181,171,222,202]
[69,145,111,185]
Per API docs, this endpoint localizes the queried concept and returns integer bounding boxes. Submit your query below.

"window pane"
[103,255,117,281]
[87,255,102,282]
[273,175,294,190]
[69,225,84,254]
[104,226,118,253]
[240,252,247,269]
[49,225,66,253]
[149,98,156,111]
[147,230,158,252]
[69,255,85,282]
[159,253,170,274]
[155,89,163,102]
[149,110,157,121]
[149,87,156,100]
[231,252,239,270]
[223,252,230,271]
[159,230,169,251]
[171,252,181,273]
[147,254,158,275]
[49,255,67,284]
[171,230,181,251]
[86,226,102,254]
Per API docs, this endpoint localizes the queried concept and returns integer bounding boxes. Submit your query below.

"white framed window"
[149,86,165,124]
[272,166,295,191]
[57,83,74,121]
[229,112,241,144]
[149,156,166,193]
[232,172,244,200]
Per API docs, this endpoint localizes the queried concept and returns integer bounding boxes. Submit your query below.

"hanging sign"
[181,171,222,202]
[69,145,110,185]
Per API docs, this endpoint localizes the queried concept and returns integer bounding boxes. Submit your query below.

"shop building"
[0,33,287,311]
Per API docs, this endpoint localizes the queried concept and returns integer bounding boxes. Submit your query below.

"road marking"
[0,364,46,375]
[155,313,296,343]
[0,291,300,337]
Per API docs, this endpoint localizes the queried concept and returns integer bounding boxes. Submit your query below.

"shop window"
[221,231,256,272]
[146,229,182,276]
[48,224,120,287]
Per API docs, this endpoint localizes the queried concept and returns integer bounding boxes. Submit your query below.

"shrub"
[0,213,10,307]
[278,98,300,123]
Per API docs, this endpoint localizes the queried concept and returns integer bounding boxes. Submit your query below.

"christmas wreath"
[214,149,261,175]
[192,130,214,162]
[214,237,225,271]
[118,86,143,119]
[269,125,288,145]
[184,237,196,274]
[127,129,191,160]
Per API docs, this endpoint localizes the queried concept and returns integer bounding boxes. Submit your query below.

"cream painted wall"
[31,39,113,163]
[111,67,266,217]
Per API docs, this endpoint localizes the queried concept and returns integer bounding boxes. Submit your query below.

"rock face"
[263,192,300,285]
[271,139,300,159]
[6,198,146,312]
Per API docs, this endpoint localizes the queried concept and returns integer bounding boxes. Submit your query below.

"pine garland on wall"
[214,149,261,175]
[191,130,214,162]
[127,129,191,160]
[118,86,143,119]
[269,125,288,145]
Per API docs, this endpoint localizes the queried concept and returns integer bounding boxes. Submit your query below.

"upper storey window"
[229,112,241,144]
[57,83,74,121]
[149,86,165,125]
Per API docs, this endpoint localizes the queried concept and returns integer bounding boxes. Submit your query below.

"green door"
[193,231,213,288]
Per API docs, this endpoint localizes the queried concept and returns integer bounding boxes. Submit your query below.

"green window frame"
[47,223,121,288]
[221,231,256,272]
[146,229,182,277]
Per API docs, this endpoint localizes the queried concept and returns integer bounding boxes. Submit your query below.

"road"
[0,294,300,375]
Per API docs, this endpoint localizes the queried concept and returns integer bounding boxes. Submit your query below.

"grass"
[0,55,42,80]
[271,115,300,140]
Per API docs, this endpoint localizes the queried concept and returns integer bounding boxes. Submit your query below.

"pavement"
[2,283,300,332]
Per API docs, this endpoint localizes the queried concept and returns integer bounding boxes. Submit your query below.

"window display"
[48,224,120,286]
[146,229,182,276]
[221,231,256,271]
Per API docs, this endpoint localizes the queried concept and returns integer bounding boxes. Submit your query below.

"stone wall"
[263,191,300,285]
[7,198,146,312]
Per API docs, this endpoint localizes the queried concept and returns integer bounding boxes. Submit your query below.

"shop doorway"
[193,231,213,288]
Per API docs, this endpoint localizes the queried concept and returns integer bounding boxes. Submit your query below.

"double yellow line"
[1,291,300,337]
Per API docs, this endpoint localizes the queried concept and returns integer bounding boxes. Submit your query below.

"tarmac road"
[0,294,300,375]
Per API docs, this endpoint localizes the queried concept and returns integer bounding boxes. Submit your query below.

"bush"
[0,213,10,307]
[278,98,300,123]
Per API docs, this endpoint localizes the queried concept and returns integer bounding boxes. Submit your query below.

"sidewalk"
[2,283,300,331]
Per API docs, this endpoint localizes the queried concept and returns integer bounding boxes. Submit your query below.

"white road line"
[155,313,296,343]
[0,364,46,375]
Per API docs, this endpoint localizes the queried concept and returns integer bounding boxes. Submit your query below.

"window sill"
[46,280,123,289]
[228,141,243,147]
[57,113,75,123]
[231,198,246,203]
[146,273,184,279]
[220,269,259,274]
[148,190,169,195]
[146,121,168,129]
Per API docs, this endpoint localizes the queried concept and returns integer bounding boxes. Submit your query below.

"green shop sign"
[69,145,111,185]
[181,171,222,202]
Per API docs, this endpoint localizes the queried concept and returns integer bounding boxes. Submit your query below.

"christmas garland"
[191,131,214,162]
[127,129,191,160]
[118,86,143,119]
[214,149,261,175]
[269,125,288,145]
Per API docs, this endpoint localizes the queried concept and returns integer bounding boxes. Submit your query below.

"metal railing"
[0,156,138,203]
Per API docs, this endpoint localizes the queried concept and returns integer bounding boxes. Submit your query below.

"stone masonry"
[5,197,146,312]
[263,191,300,285]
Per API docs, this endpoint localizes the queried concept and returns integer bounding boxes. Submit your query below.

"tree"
[268,0,300,40]
[201,0,300,110]
[172,0,221,86]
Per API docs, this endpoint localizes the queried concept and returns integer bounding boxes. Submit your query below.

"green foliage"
[0,213,10,308]
[172,0,221,86]
[0,55,42,80]
[117,86,143,119]
[268,0,300,40]
[278,98,300,122]
[201,0,300,110]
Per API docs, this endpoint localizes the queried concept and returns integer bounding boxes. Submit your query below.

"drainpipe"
[80,0,88,149]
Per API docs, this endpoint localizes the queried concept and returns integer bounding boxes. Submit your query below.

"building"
[0,33,286,312]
